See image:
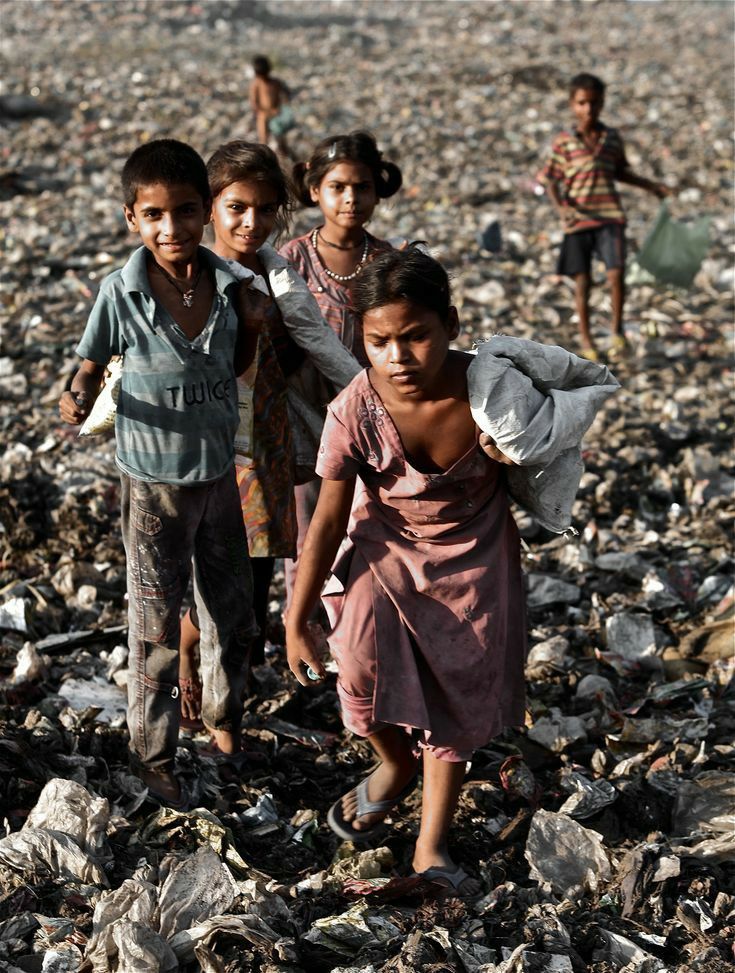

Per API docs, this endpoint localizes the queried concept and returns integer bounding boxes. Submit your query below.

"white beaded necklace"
[311,227,369,282]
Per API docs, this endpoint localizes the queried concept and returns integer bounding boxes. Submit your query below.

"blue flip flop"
[327,771,418,842]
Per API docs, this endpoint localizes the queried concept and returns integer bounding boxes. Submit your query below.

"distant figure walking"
[249,55,295,159]
[539,72,670,361]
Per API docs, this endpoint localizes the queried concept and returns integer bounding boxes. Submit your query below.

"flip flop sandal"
[179,677,204,731]
[412,864,478,897]
[327,771,418,842]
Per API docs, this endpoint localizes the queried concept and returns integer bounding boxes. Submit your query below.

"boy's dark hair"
[353,246,451,322]
[291,131,402,208]
[569,73,605,97]
[121,139,210,209]
[206,140,293,242]
[253,55,271,77]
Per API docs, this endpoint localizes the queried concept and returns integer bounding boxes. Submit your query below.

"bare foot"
[342,758,418,832]
[208,727,241,755]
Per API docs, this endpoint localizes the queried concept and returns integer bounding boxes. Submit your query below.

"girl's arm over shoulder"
[276,265,361,386]
[286,475,356,685]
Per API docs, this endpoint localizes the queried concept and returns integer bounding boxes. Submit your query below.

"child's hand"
[58,390,91,425]
[286,623,326,687]
[479,433,516,466]
[652,182,672,199]
[559,204,579,227]
[234,280,273,333]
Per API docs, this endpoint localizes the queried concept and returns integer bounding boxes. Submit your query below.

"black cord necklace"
[317,228,365,251]
[157,263,203,308]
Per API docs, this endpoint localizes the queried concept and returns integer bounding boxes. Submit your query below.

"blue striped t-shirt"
[76,246,241,485]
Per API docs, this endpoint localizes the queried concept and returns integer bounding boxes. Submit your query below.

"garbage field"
[0,2,733,971]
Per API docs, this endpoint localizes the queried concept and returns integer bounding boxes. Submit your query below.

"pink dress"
[316,370,527,760]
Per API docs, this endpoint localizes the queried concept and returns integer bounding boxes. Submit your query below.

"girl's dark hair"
[352,246,451,322]
[291,130,402,208]
[206,140,293,242]
[121,138,209,209]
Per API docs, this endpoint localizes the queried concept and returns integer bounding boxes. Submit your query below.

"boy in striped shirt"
[540,73,670,360]
[58,139,263,808]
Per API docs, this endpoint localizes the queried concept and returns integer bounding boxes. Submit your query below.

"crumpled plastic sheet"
[40,945,85,972]
[558,771,618,819]
[0,827,108,887]
[525,809,612,897]
[110,920,178,973]
[527,708,588,752]
[593,928,666,971]
[600,612,661,674]
[57,675,128,725]
[84,846,242,971]
[11,641,47,682]
[327,845,395,886]
[85,879,159,972]
[672,770,735,836]
[140,806,252,877]
[158,846,241,940]
[23,777,110,860]
[304,899,401,954]
[169,913,297,966]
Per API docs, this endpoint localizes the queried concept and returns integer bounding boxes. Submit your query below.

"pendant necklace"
[157,264,203,308]
[312,227,369,282]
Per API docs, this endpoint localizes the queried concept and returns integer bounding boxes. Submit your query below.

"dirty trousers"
[120,469,256,772]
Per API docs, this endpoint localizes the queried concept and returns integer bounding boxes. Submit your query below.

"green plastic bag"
[637,202,710,288]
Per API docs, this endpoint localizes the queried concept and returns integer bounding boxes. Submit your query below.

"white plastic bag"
[78,357,122,437]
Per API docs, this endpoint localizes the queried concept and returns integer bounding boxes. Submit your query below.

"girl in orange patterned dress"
[178,142,360,741]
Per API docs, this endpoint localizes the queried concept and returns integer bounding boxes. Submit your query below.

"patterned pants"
[120,469,256,772]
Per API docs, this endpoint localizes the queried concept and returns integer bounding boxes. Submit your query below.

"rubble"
[1,1,733,971]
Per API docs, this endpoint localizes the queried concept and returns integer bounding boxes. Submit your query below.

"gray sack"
[467,336,620,532]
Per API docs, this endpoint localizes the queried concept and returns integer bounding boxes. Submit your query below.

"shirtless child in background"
[249,55,294,158]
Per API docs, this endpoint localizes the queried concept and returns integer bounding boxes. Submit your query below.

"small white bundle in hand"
[78,358,122,437]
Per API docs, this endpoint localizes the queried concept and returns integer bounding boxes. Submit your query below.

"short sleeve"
[278,240,307,278]
[315,405,363,480]
[76,290,124,364]
[538,134,567,184]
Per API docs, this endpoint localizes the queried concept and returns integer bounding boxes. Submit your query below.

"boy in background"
[540,72,670,360]
[59,139,261,808]
[249,55,295,158]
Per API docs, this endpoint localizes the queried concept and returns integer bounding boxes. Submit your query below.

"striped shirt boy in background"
[539,73,670,361]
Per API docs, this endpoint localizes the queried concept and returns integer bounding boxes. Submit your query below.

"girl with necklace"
[280,132,403,604]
